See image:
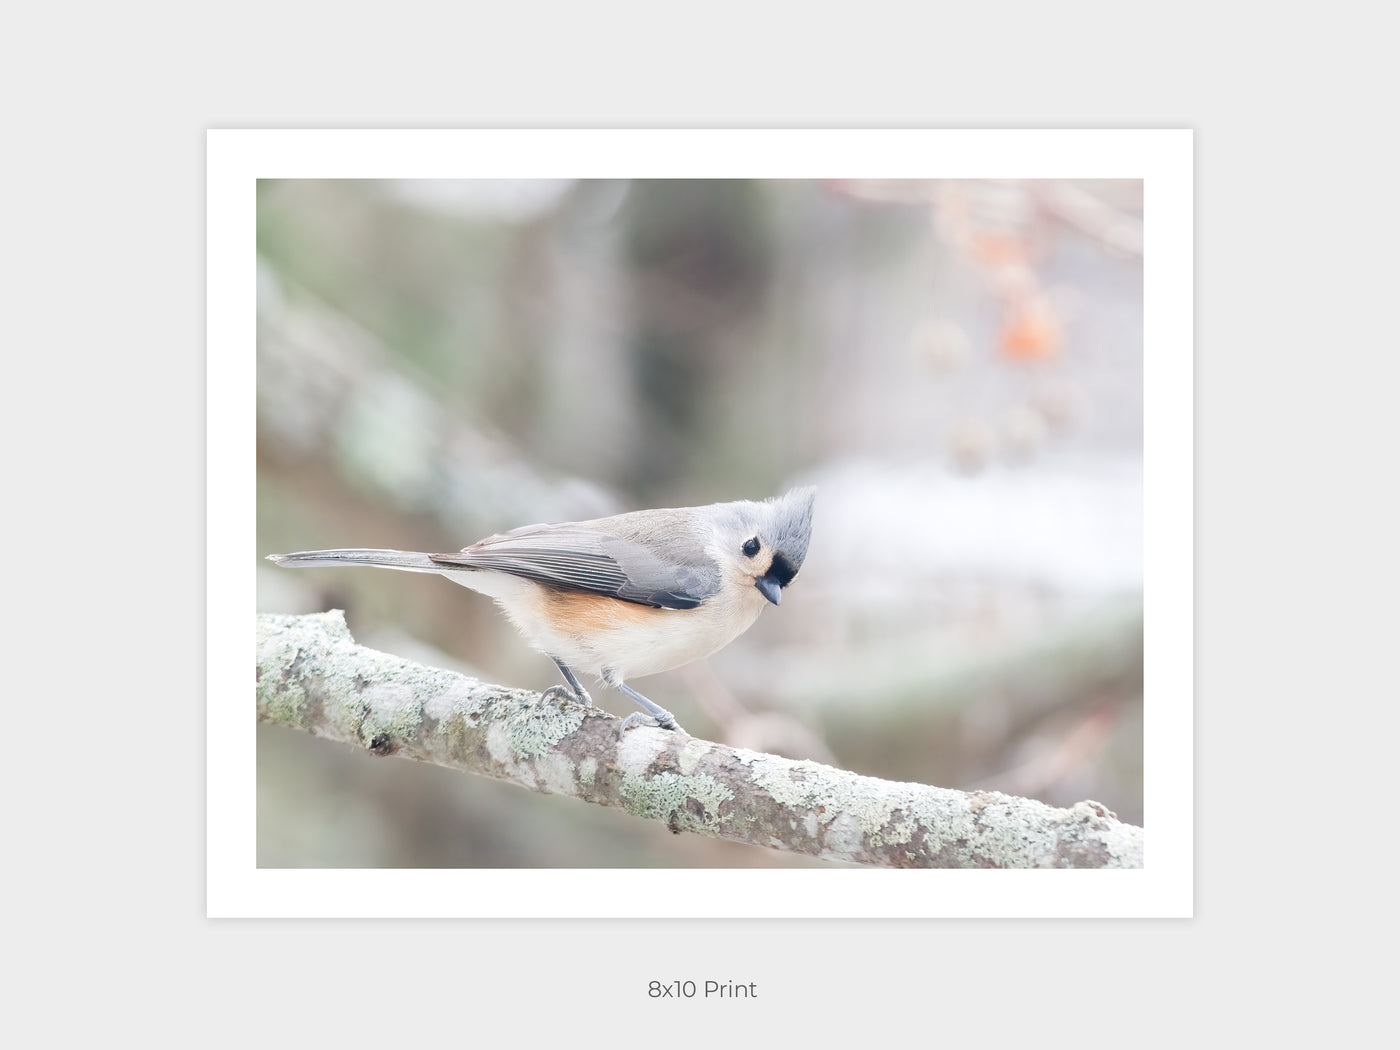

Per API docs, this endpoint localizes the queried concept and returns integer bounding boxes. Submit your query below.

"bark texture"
[256,611,1144,868]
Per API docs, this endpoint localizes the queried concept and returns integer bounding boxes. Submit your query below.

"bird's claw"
[541,684,590,707]
[619,711,683,734]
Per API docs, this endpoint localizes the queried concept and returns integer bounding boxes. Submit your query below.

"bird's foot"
[541,684,591,707]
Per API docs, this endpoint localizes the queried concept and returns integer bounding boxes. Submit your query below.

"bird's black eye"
[742,537,761,558]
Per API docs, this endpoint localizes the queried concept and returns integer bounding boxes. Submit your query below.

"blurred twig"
[971,698,1123,798]
[1028,181,1144,259]
[675,660,839,765]
[257,611,1143,869]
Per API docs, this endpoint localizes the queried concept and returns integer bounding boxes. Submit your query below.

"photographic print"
[213,130,1191,916]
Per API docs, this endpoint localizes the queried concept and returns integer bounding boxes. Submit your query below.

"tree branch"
[256,612,1144,868]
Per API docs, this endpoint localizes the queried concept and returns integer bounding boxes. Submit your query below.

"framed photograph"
[210,130,1191,917]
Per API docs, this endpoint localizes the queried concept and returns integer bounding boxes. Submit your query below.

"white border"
[209,129,1192,917]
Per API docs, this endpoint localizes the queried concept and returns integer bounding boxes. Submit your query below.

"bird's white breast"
[440,565,768,681]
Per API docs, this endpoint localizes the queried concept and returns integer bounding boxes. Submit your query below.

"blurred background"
[256,178,1144,867]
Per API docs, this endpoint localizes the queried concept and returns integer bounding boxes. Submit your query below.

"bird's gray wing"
[429,525,720,610]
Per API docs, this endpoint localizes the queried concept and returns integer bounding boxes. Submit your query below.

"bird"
[266,487,816,733]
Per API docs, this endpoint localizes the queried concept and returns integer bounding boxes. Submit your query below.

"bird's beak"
[755,574,782,606]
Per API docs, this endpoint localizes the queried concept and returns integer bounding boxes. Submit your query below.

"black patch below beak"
[755,574,782,606]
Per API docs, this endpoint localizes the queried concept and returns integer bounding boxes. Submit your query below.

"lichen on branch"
[256,611,1143,868]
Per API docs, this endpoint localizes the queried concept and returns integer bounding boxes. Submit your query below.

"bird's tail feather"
[266,549,449,573]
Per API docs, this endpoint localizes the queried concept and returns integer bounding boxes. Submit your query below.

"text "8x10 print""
[649,981,758,999]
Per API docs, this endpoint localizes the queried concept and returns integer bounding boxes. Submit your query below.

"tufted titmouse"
[267,487,815,733]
